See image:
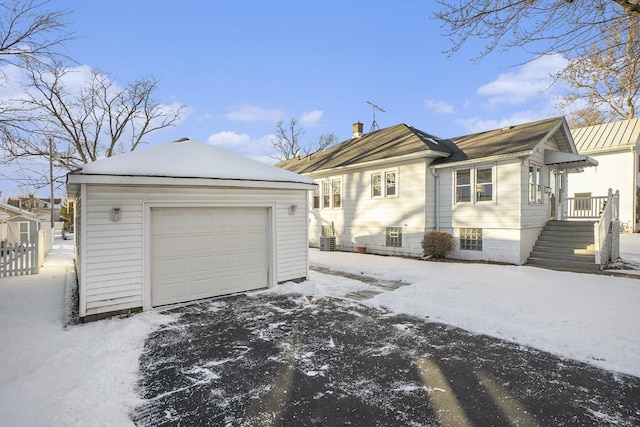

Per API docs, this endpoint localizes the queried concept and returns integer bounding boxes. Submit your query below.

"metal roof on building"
[571,118,640,153]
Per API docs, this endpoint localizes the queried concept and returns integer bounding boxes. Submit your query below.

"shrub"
[421,231,455,259]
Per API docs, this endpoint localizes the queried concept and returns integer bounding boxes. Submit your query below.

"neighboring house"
[0,202,41,245]
[278,117,608,266]
[67,138,316,322]
[6,197,62,224]
[570,118,640,232]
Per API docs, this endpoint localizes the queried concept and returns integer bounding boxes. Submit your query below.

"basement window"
[460,228,482,251]
[386,227,402,247]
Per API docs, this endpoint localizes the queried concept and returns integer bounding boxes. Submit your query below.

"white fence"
[0,227,53,278]
[0,242,38,277]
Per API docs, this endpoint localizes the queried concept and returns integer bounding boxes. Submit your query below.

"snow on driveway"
[297,240,640,378]
[0,234,639,425]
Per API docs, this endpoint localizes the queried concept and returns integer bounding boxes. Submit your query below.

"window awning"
[544,150,598,168]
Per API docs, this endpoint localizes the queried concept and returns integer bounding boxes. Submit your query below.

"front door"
[549,169,564,220]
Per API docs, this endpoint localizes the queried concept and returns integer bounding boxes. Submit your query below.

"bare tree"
[566,107,611,128]
[434,0,640,61]
[0,60,185,170]
[557,13,640,122]
[269,117,338,161]
[0,0,74,68]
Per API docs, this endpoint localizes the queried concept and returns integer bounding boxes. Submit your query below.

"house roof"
[439,117,569,164]
[67,138,316,188]
[571,118,640,153]
[276,124,455,174]
[0,202,38,218]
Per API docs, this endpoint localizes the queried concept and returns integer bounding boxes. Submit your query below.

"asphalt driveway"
[132,293,640,426]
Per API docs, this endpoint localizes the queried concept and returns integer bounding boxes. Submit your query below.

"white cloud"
[207,131,252,147]
[206,131,274,162]
[477,54,567,106]
[456,108,558,134]
[224,105,285,122]
[299,110,324,127]
[424,100,455,114]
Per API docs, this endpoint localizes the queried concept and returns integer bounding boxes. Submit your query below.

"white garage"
[67,138,316,321]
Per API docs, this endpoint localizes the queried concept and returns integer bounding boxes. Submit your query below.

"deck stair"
[527,221,600,271]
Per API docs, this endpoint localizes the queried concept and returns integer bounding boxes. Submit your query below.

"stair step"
[529,251,595,262]
[526,257,600,271]
[526,220,601,271]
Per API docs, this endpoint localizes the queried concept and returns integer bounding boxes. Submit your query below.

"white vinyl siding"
[77,185,308,318]
[309,160,429,257]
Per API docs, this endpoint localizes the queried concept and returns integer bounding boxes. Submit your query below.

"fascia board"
[66,174,317,190]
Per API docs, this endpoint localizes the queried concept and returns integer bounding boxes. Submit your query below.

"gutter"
[432,150,532,169]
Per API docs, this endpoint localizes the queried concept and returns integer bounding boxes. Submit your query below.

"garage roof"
[67,138,316,192]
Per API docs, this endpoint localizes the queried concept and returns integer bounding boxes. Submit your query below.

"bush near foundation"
[421,231,455,258]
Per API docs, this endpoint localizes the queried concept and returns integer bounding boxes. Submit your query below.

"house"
[6,196,62,225]
[0,202,41,245]
[67,138,316,322]
[278,117,613,267]
[570,118,640,232]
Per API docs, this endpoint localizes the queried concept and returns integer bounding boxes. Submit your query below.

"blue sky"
[1,0,571,198]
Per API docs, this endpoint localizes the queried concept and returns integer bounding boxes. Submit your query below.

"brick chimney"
[352,121,364,138]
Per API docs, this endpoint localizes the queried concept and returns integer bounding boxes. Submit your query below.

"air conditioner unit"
[320,236,336,252]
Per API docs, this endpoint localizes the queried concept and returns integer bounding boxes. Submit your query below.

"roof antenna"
[367,101,385,132]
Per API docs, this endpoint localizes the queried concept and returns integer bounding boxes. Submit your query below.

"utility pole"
[49,138,54,230]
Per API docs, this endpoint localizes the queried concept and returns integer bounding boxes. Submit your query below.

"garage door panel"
[151,207,269,307]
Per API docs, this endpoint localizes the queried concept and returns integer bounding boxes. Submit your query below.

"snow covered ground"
[0,234,639,425]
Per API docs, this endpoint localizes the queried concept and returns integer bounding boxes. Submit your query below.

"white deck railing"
[593,189,620,265]
[565,195,610,219]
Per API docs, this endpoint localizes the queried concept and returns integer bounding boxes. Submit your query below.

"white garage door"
[151,207,269,307]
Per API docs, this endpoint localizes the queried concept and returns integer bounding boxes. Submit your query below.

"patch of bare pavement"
[132,294,640,426]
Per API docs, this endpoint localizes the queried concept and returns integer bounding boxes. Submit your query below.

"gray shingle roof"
[278,117,569,174]
[276,124,454,174]
[439,117,565,164]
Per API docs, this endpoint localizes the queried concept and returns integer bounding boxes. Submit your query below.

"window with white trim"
[322,181,331,208]
[455,166,493,203]
[385,172,396,196]
[19,222,30,243]
[332,178,342,208]
[528,163,543,204]
[372,170,398,198]
[318,178,343,209]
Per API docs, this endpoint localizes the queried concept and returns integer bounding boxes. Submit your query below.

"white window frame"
[454,165,494,204]
[332,178,342,208]
[371,169,398,198]
[19,221,30,243]
[528,163,543,204]
[319,177,343,209]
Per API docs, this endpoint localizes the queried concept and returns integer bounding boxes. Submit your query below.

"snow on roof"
[73,139,316,185]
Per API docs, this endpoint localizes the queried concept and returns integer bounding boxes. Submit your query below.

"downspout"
[430,166,440,231]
